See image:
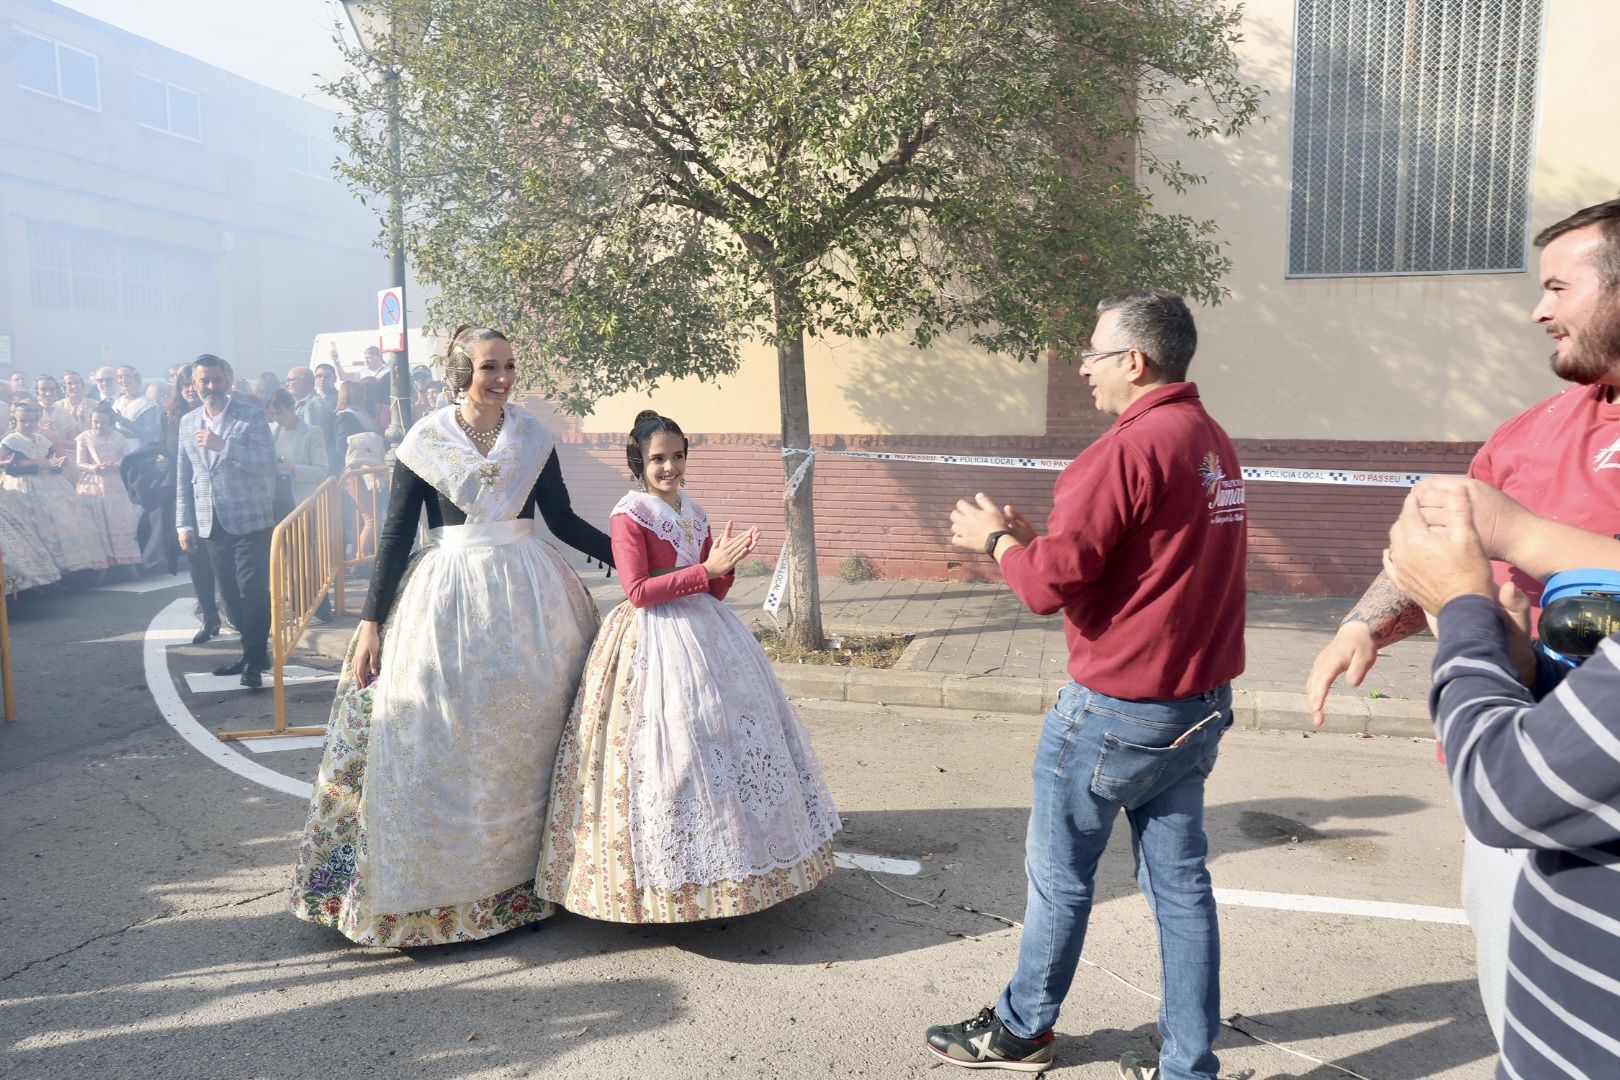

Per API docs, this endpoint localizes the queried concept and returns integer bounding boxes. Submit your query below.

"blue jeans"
[997,681,1230,1080]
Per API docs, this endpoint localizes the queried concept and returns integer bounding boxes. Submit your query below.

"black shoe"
[240,665,263,689]
[212,659,247,677]
[925,1007,1055,1073]
[192,620,221,645]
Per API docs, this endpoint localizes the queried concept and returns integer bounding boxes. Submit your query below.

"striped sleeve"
[1431,594,1620,852]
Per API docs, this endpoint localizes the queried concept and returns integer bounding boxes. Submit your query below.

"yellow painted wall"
[581,330,1047,437]
[1159,0,1620,442]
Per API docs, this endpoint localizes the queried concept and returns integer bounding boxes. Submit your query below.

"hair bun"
[633,409,660,424]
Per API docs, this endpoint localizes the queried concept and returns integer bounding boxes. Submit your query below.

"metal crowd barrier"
[219,478,343,741]
[336,465,391,614]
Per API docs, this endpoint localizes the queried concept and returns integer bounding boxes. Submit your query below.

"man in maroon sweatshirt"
[926,290,1247,1079]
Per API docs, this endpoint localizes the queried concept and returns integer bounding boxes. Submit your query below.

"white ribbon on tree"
[762,447,1433,615]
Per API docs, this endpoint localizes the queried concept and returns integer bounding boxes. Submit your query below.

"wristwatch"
[984,529,1009,557]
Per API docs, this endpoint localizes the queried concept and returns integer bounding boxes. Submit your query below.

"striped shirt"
[1432,594,1620,1078]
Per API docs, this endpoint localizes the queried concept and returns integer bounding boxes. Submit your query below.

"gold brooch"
[478,461,501,487]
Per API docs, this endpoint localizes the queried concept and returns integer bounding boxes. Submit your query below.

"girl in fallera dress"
[75,404,143,568]
[539,411,841,923]
[0,400,108,576]
[36,376,84,455]
[291,325,612,947]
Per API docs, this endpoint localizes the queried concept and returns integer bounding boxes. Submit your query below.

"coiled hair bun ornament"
[634,409,660,424]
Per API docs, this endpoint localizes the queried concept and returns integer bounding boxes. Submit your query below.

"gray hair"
[1095,290,1197,382]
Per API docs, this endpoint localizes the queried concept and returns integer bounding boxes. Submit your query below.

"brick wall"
[528,360,1481,598]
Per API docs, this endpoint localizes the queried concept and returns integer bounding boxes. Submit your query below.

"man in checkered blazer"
[176,354,277,688]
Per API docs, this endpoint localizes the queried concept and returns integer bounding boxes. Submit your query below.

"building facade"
[541,0,1620,596]
[0,0,389,384]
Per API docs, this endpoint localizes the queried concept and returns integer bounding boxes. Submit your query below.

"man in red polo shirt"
[1305,197,1620,1047]
[927,290,1246,1079]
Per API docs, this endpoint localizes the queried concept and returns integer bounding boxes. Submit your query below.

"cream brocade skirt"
[539,592,841,924]
[0,489,61,592]
[76,471,142,566]
[290,519,600,947]
[0,471,108,573]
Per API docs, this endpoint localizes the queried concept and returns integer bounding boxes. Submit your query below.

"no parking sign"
[377,287,405,353]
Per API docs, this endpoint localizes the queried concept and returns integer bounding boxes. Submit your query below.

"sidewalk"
[304,556,1437,736]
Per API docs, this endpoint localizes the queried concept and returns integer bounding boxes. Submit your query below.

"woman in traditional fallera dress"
[75,404,143,568]
[0,400,109,575]
[291,326,613,947]
[0,484,61,594]
[539,411,841,923]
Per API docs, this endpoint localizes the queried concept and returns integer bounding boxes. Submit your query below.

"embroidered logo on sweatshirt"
[1200,451,1246,524]
[1593,437,1620,472]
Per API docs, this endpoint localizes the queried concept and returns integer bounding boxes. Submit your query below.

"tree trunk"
[773,275,824,651]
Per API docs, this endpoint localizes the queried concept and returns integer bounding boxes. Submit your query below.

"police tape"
[762,447,1432,617]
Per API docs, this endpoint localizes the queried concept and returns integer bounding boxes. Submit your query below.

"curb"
[295,623,1434,739]
[775,667,1434,737]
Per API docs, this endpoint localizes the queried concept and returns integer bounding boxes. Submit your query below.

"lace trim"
[610,491,710,568]
[396,405,554,523]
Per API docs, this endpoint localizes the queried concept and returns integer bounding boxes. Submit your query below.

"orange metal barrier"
[220,479,342,741]
[336,466,390,615]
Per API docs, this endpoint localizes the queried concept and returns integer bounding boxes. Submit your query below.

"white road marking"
[183,666,336,695]
[1215,887,1467,925]
[100,572,189,594]
[834,853,923,876]
[241,735,326,754]
[144,599,313,800]
[143,601,1471,922]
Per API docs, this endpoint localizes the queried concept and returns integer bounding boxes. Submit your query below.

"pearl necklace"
[456,407,504,451]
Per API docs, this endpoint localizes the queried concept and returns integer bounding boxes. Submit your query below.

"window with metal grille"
[1288,0,1543,277]
[27,225,214,320]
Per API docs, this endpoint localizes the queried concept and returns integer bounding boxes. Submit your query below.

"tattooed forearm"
[1341,571,1429,647]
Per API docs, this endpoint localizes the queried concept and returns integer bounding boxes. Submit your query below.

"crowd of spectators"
[0,350,438,601]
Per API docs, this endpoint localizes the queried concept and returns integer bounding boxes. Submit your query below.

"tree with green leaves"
[330,0,1262,648]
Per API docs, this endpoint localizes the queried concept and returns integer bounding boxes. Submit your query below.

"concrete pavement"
[3,577,1492,1078]
[302,557,1439,736]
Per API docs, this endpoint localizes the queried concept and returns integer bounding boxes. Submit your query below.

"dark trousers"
[205,525,272,669]
[188,543,218,623]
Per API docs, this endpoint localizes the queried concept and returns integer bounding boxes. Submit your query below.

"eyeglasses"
[1078,348,1130,365]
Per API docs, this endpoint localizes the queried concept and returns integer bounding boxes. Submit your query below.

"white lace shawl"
[395,405,554,523]
[611,491,710,568]
[0,432,47,459]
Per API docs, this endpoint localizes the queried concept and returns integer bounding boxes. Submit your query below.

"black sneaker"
[925,1007,1055,1072]
[240,665,263,689]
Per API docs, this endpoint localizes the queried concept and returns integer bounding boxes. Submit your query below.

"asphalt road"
[0,581,1495,1079]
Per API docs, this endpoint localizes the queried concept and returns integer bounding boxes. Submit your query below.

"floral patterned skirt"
[0,490,61,592]
[538,595,840,924]
[288,667,553,947]
[0,472,108,573]
[291,527,600,947]
[76,474,142,566]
